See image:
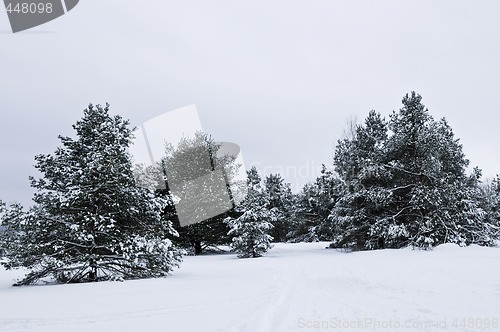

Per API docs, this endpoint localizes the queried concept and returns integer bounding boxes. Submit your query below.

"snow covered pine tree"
[225,167,274,258]
[264,173,293,242]
[0,104,182,285]
[289,165,344,242]
[329,92,498,250]
[383,92,495,248]
[161,131,240,255]
[330,110,391,250]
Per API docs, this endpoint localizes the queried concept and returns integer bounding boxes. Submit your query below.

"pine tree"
[383,93,492,248]
[490,176,500,224]
[0,201,19,257]
[288,165,344,242]
[160,132,240,255]
[225,167,274,258]
[329,111,391,249]
[0,104,182,285]
[330,92,497,250]
[479,175,500,241]
[264,173,293,242]
[288,183,319,242]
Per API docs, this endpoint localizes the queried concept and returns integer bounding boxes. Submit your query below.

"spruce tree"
[225,167,274,258]
[0,104,182,285]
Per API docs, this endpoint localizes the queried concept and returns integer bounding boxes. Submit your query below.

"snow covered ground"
[1,242,499,332]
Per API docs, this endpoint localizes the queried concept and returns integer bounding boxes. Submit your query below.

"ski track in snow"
[1,243,500,332]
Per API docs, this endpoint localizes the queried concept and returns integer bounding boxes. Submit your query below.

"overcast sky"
[1,0,500,207]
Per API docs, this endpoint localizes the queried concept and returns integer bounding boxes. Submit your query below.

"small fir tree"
[225,167,274,258]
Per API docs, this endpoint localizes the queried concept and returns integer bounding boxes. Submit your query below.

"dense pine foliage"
[288,165,343,242]
[329,92,498,249]
[264,173,293,242]
[0,104,182,285]
[225,167,275,258]
[160,132,241,255]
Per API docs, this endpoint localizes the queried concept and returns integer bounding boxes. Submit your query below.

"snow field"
[1,242,499,332]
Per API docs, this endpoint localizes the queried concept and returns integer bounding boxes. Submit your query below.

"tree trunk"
[88,258,98,282]
[194,241,202,255]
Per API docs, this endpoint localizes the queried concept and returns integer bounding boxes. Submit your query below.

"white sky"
[130,105,203,165]
[1,0,500,206]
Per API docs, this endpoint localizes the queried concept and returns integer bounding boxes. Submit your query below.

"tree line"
[1,92,499,285]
